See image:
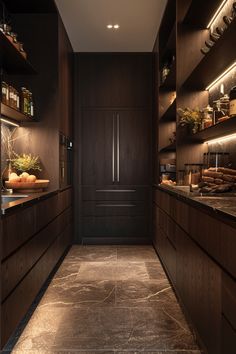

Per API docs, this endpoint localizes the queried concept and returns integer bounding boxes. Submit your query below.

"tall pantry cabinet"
[75,54,153,244]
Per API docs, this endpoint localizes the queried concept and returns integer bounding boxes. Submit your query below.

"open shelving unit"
[0,31,36,75]
[1,103,34,123]
[154,0,236,185]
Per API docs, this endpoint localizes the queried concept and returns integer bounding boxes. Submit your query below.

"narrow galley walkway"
[6,246,202,354]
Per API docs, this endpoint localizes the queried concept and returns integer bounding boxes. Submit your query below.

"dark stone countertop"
[155,184,236,225]
[1,189,59,215]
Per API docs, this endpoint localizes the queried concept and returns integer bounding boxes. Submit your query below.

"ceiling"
[55,0,167,52]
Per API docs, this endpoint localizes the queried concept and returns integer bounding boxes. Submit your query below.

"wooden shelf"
[0,31,36,75]
[159,142,176,153]
[191,117,236,143]
[160,23,176,63]
[183,0,224,28]
[160,62,176,91]
[160,99,176,122]
[1,103,34,123]
[183,19,236,90]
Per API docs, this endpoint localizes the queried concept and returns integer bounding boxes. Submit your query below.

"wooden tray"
[5,179,50,193]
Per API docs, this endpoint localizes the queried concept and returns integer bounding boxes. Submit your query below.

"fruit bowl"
[5,179,50,193]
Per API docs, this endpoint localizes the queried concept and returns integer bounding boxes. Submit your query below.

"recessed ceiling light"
[107,24,113,29]
[114,24,120,29]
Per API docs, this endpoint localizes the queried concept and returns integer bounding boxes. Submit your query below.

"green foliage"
[12,153,42,173]
[177,107,203,134]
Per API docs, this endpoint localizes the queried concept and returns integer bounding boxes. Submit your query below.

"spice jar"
[2,81,9,105]
[9,86,15,108]
[21,87,28,115]
[202,105,213,129]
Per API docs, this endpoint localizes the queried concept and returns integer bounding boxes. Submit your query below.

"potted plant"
[177,107,203,134]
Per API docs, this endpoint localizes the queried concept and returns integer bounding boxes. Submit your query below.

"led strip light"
[205,61,236,90]
[0,117,20,127]
[207,0,228,28]
[205,133,236,144]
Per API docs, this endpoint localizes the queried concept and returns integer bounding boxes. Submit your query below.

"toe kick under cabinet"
[153,187,236,354]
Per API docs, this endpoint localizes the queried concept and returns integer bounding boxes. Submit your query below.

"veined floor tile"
[66,245,117,262]
[117,246,158,262]
[7,246,201,354]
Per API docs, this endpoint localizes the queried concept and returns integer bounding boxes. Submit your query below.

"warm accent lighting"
[207,0,228,29]
[0,117,20,127]
[107,24,120,29]
[205,133,236,145]
[205,61,236,90]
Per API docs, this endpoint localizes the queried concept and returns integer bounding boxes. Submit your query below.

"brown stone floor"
[5,245,203,353]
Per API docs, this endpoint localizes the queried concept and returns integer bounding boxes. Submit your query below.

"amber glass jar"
[2,81,8,105]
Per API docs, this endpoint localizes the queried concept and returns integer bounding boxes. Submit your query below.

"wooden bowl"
[5,179,50,193]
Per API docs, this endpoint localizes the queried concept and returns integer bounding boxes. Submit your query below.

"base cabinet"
[153,188,236,354]
[1,188,73,348]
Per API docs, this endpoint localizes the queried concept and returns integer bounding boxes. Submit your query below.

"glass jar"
[9,85,14,108]
[2,81,8,105]
[184,164,203,185]
[202,105,213,129]
[21,87,28,115]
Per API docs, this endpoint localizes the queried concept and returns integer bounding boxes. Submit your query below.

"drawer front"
[222,272,236,331]
[82,216,149,237]
[222,316,236,354]
[2,205,36,260]
[82,186,150,201]
[82,201,148,216]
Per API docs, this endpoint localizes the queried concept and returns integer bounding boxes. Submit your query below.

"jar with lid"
[9,86,14,108]
[184,164,203,185]
[204,152,230,170]
[28,91,34,117]
[2,81,9,105]
[202,104,213,129]
[21,87,28,115]
[229,86,236,117]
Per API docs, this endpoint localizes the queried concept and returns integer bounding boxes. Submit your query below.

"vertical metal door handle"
[117,113,120,183]
[112,114,115,183]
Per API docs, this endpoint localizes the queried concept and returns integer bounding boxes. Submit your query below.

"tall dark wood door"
[82,110,114,185]
[82,109,151,186]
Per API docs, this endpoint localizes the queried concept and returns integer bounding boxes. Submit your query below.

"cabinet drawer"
[2,206,36,260]
[82,201,148,216]
[82,186,150,201]
[222,272,236,331]
[82,216,149,237]
[222,316,236,354]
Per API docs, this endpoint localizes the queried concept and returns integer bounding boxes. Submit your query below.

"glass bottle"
[21,87,28,115]
[229,86,236,117]
[2,81,8,105]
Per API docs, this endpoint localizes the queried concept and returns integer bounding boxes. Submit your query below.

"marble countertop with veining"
[157,184,236,223]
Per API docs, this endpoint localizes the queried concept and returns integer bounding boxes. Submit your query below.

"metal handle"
[96,204,136,207]
[117,114,120,183]
[112,114,115,183]
[96,189,136,192]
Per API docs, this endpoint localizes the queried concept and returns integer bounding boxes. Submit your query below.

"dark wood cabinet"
[76,54,153,243]
[82,109,151,186]
[153,187,236,354]
[78,54,153,108]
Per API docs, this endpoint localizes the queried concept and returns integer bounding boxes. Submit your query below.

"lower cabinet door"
[176,226,221,354]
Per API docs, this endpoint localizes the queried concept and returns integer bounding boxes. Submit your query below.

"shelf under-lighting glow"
[0,117,20,127]
[207,0,228,29]
[205,133,236,144]
[205,61,236,90]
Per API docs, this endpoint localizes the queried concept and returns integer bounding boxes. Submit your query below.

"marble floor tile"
[66,245,117,262]
[115,280,171,307]
[8,245,202,354]
[40,280,116,307]
[117,246,158,262]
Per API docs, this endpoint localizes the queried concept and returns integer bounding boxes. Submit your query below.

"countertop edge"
[154,184,236,227]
